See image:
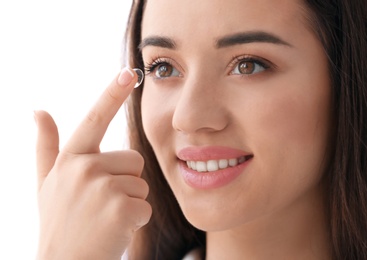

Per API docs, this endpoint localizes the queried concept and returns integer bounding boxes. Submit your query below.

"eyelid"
[143,54,274,78]
[227,54,274,75]
[144,56,183,78]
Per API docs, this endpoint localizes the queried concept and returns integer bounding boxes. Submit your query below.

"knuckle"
[129,149,144,161]
[106,85,120,103]
[137,179,150,198]
[55,151,73,165]
[112,195,131,220]
[129,150,145,168]
[94,175,109,192]
[53,152,77,173]
[121,200,152,229]
[54,153,99,174]
[143,201,153,218]
[77,156,101,178]
[85,109,103,127]
[137,202,153,227]
[110,197,152,230]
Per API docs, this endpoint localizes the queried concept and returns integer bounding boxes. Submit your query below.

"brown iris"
[238,61,255,74]
[157,64,173,77]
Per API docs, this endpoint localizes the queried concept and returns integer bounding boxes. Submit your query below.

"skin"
[141,0,332,259]
[35,69,152,260]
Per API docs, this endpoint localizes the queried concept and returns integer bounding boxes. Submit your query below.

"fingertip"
[33,110,48,124]
[35,110,59,141]
[117,67,144,89]
[34,110,49,125]
[118,67,135,86]
[33,110,39,126]
[35,110,60,186]
[34,110,49,119]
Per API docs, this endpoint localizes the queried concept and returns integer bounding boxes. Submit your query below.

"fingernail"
[133,68,144,88]
[118,68,134,86]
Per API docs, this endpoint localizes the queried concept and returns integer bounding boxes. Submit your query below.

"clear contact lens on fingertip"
[133,68,144,88]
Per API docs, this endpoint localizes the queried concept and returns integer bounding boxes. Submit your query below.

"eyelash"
[144,57,175,76]
[228,55,272,75]
[144,55,273,78]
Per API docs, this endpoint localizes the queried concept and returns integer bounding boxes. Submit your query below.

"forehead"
[141,0,309,44]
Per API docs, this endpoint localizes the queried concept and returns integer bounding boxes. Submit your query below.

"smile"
[186,156,251,172]
[177,146,253,189]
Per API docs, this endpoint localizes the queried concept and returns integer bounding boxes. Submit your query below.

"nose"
[172,75,230,134]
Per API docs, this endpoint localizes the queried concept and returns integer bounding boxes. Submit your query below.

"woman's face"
[140,0,332,231]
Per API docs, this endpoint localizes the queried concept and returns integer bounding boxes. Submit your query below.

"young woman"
[35,0,367,259]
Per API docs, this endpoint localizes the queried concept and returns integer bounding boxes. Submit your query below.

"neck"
[205,188,331,260]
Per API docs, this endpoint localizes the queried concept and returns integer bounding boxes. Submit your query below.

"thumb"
[35,110,59,190]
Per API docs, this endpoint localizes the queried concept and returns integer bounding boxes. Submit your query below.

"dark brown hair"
[124,0,367,259]
[304,0,367,259]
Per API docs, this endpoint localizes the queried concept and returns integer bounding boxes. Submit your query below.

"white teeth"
[186,157,248,172]
[207,160,219,172]
[190,161,197,170]
[196,161,207,172]
[228,158,238,167]
[219,159,228,169]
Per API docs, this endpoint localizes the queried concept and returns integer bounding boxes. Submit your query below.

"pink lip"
[177,146,253,189]
[177,146,252,161]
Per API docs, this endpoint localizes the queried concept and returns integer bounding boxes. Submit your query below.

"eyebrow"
[216,31,292,48]
[139,31,292,50]
[139,36,176,50]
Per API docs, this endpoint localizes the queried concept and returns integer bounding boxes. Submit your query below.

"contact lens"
[133,68,144,88]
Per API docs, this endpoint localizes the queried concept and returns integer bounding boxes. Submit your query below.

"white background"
[0,0,132,258]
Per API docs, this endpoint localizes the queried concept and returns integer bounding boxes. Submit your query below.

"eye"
[145,58,181,79]
[230,56,270,76]
[155,63,180,78]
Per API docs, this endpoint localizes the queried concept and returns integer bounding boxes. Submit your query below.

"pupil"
[158,64,172,77]
[239,61,254,74]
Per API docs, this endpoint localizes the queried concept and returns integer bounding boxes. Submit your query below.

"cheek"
[141,84,175,160]
[256,91,330,149]
[247,74,332,191]
[228,75,333,217]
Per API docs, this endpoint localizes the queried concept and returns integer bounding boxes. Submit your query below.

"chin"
[179,204,248,232]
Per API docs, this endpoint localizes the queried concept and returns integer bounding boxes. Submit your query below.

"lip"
[177,146,253,189]
[177,146,252,161]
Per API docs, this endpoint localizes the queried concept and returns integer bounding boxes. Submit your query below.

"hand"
[35,68,152,260]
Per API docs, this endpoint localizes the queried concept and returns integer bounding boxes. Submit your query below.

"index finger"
[64,68,137,154]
